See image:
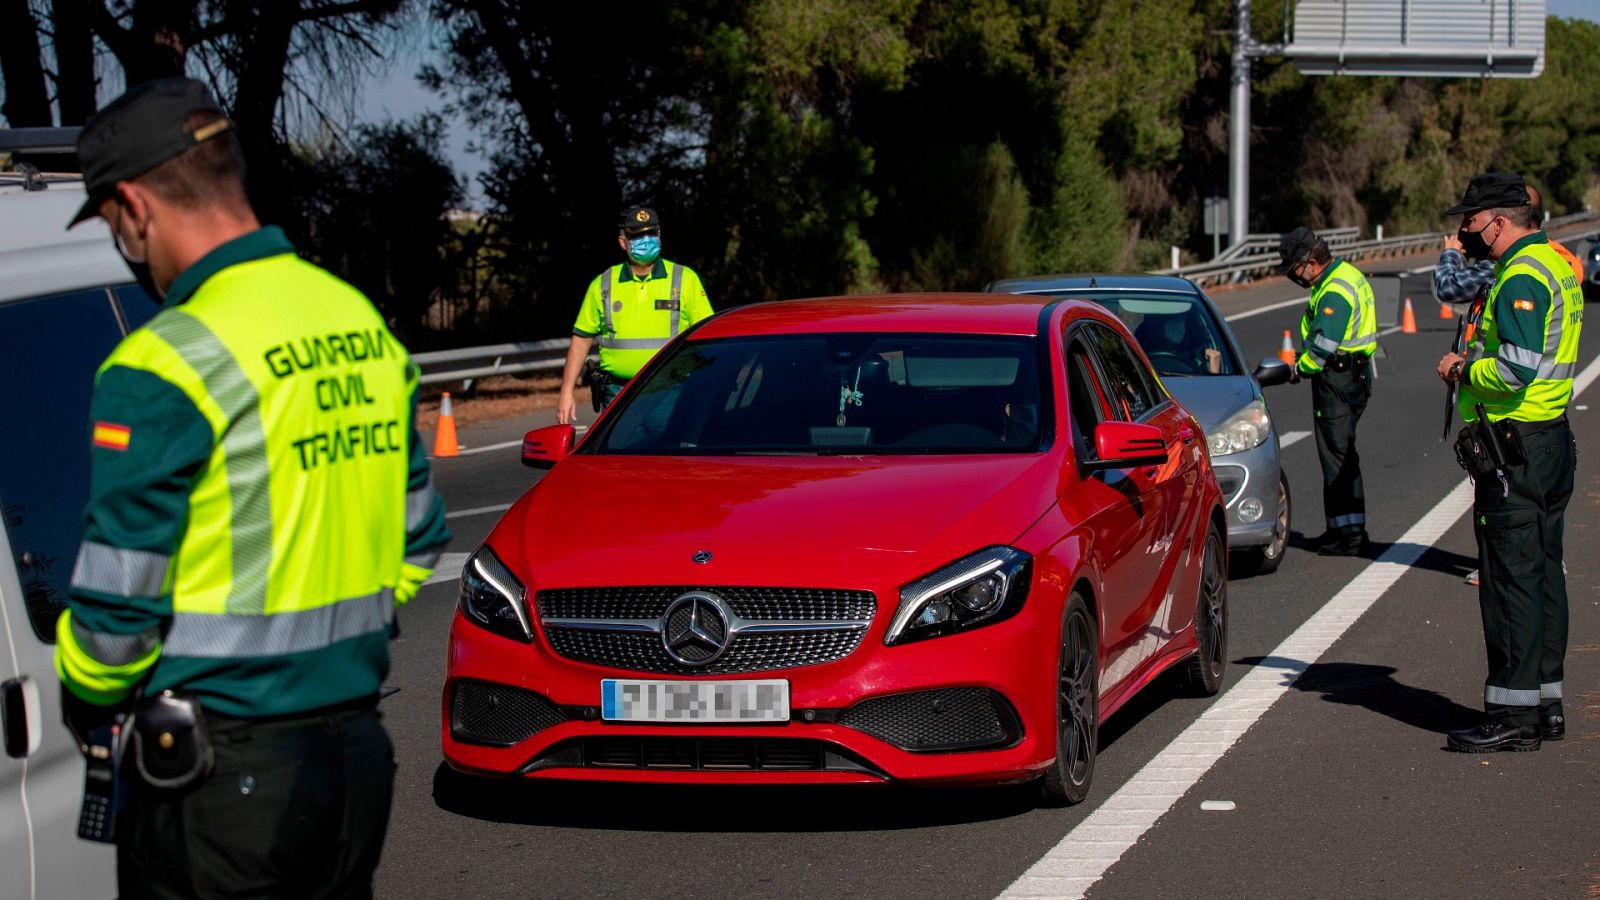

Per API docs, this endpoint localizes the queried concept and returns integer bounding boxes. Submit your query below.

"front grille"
[838,688,1020,753]
[450,681,567,747]
[539,586,875,621]
[528,737,877,773]
[537,586,876,675]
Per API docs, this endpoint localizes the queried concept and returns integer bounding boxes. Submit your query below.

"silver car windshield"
[596,333,1044,455]
[1065,293,1236,377]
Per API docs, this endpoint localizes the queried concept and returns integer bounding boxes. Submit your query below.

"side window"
[1065,340,1108,460]
[114,284,161,333]
[1086,323,1164,421]
[0,289,127,642]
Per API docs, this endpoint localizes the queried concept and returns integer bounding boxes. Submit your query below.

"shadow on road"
[1236,657,1480,734]
[432,762,1040,831]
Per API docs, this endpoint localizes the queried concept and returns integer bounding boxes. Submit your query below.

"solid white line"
[999,349,1600,900]
[1224,296,1306,323]
[445,502,514,520]
[1277,430,1311,449]
[424,552,471,587]
[998,479,1477,900]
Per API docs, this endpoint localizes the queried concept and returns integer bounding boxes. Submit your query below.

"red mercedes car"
[443,294,1226,804]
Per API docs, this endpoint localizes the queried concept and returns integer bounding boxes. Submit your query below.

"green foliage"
[415,2,1600,339]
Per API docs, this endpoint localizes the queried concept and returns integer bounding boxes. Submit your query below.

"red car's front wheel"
[1042,592,1097,806]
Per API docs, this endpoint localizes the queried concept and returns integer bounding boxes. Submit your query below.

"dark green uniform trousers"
[1472,419,1575,727]
[1310,355,1372,535]
[118,703,395,899]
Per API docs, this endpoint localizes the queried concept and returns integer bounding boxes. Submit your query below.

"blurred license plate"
[600,679,789,723]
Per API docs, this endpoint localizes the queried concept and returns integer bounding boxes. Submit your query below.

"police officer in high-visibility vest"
[556,206,713,424]
[1276,226,1379,556]
[1435,172,1582,753]
[56,78,450,895]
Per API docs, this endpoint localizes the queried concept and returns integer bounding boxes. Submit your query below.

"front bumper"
[1210,435,1282,549]
[441,595,1063,786]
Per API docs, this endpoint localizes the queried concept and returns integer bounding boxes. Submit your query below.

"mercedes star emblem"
[692,549,713,564]
[661,591,733,667]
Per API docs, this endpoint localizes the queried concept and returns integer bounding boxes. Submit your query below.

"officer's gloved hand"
[395,561,432,606]
[1288,368,1302,385]
[60,685,121,755]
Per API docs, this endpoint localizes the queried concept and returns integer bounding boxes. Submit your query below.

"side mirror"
[522,424,575,469]
[1253,356,1293,387]
[1083,421,1167,471]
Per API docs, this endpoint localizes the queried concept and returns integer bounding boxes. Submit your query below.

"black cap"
[1444,172,1529,217]
[1276,226,1321,273]
[619,205,660,234]
[69,77,230,227]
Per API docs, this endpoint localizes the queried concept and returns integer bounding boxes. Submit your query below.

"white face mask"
[113,204,147,265]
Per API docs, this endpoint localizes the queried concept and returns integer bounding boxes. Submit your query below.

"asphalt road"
[376,238,1600,899]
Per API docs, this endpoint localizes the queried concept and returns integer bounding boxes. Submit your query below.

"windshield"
[596,333,1044,455]
[1056,292,1235,376]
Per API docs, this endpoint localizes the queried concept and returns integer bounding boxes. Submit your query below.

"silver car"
[988,274,1294,575]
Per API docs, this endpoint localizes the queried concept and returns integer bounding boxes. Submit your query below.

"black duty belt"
[1505,416,1568,438]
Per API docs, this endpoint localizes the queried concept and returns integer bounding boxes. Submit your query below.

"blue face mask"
[627,234,661,265]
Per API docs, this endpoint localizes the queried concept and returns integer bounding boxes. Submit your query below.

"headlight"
[1206,400,1272,457]
[886,547,1031,645]
[458,545,532,642]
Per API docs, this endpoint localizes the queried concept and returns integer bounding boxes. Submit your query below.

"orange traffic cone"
[1438,301,1453,320]
[1278,330,1296,365]
[1401,297,1418,334]
[433,391,459,457]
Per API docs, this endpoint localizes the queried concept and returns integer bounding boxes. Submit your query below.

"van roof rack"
[0,128,83,191]
[0,127,82,155]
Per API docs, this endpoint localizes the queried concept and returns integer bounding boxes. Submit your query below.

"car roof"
[987,273,1201,295]
[0,180,134,304]
[689,293,1101,340]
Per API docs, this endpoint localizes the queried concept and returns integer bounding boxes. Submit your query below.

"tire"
[1231,471,1290,577]
[1041,592,1098,807]
[1181,523,1228,697]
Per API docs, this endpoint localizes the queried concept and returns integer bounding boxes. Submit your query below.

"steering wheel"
[1143,350,1197,374]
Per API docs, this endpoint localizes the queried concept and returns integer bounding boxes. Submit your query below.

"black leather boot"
[1447,721,1541,753]
[1542,715,1565,741]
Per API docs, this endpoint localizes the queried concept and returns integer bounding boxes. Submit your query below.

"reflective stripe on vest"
[147,309,274,615]
[597,263,684,351]
[163,589,394,658]
[1313,262,1378,353]
[1468,240,1584,422]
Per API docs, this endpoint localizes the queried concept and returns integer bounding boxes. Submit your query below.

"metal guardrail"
[1160,210,1600,288]
[414,338,571,386]
[415,211,1600,387]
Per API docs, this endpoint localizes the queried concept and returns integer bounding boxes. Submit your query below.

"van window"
[0,289,126,641]
[114,284,160,331]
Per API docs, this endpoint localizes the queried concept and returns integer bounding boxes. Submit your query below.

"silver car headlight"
[458,545,532,642]
[886,547,1031,645]
[1206,400,1272,457]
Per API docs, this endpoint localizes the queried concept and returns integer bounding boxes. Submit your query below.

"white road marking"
[1277,430,1311,449]
[999,479,1476,900]
[999,350,1600,900]
[1224,296,1306,323]
[445,502,514,520]
[424,552,471,587]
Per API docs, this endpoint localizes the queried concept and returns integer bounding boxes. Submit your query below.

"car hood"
[497,454,1061,588]
[1160,375,1257,434]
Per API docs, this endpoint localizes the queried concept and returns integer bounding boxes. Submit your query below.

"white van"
[1,139,144,899]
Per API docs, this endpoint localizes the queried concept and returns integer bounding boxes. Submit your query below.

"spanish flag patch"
[1513,299,1535,311]
[92,422,131,451]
